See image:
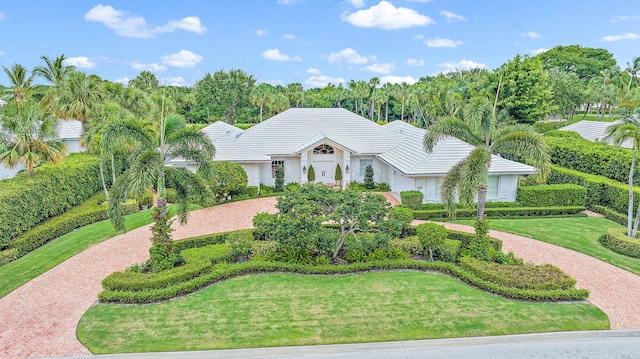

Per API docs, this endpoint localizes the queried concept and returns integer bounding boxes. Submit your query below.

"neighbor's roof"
[201,121,244,141]
[379,120,538,176]
[559,120,633,149]
[235,108,404,155]
[55,119,83,140]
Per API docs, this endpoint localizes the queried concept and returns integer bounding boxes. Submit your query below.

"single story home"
[0,119,84,180]
[559,120,633,149]
[174,108,537,203]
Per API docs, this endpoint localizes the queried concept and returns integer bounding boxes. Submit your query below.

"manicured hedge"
[532,121,568,134]
[400,191,423,210]
[389,237,423,255]
[172,230,253,253]
[546,133,638,185]
[0,193,138,265]
[591,205,627,226]
[435,239,461,262]
[516,184,586,207]
[600,228,640,258]
[458,257,576,290]
[548,165,639,215]
[412,206,585,220]
[0,153,105,247]
[446,230,502,253]
[98,260,589,304]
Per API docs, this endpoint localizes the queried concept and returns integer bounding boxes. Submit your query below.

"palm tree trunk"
[111,153,116,185]
[477,184,488,221]
[628,152,636,236]
[99,158,109,199]
[632,200,640,238]
[386,102,389,122]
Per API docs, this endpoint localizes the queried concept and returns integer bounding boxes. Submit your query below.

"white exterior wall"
[239,164,262,187]
[63,139,84,154]
[493,175,518,202]
[261,157,299,186]
[350,156,384,183]
[0,164,23,180]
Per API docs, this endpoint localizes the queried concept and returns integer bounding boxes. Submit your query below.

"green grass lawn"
[0,208,159,299]
[77,271,608,354]
[453,217,640,275]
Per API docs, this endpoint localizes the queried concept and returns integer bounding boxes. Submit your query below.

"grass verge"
[77,271,608,354]
[0,207,179,299]
[453,217,639,275]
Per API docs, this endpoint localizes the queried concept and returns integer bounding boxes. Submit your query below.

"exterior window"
[487,176,499,198]
[359,159,373,177]
[313,144,334,154]
[271,160,284,178]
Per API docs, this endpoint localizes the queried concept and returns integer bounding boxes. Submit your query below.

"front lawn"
[0,207,174,299]
[77,271,608,354]
[453,217,639,275]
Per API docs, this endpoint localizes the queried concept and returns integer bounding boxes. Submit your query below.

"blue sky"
[1,1,638,88]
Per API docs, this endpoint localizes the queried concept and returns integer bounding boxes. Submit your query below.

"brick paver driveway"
[0,197,278,359]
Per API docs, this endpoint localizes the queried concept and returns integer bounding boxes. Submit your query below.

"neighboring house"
[558,120,633,149]
[0,119,84,180]
[174,108,537,203]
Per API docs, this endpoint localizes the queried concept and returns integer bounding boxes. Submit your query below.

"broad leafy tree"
[193,69,256,124]
[547,69,586,120]
[536,45,617,81]
[423,94,550,221]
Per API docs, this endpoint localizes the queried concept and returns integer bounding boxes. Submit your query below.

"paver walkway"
[0,197,278,359]
[1,194,639,358]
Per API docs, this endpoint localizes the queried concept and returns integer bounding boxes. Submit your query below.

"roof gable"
[559,120,632,149]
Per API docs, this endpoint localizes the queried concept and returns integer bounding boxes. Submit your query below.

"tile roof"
[55,119,83,139]
[559,120,633,149]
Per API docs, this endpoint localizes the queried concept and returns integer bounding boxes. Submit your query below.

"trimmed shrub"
[181,243,234,264]
[591,205,627,226]
[532,121,568,133]
[250,240,278,258]
[435,239,461,262]
[517,184,586,207]
[102,258,212,292]
[335,164,343,182]
[389,236,423,255]
[546,133,638,185]
[172,230,253,253]
[600,228,640,258]
[364,165,374,189]
[0,153,104,247]
[240,186,259,197]
[0,193,138,265]
[98,260,588,304]
[446,230,502,253]
[208,161,248,202]
[165,188,178,203]
[548,165,639,215]
[412,206,585,220]
[400,191,423,210]
[458,257,577,291]
[275,167,285,192]
[307,165,315,183]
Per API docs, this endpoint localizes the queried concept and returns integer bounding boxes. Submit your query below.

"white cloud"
[437,59,486,73]
[327,48,371,64]
[261,48,302,61]
[131,62,167,72]
[364,63,394,74]
[161,50,203,68]
[611,15,640,22]
[277,0,300,5]
[347,0,365,7]
[307,68,321,75]
[256,29,267,36]
[425,38,463,48]
[162,76,187,86]
[155,16,206,34]
[439,10,466,21]
[406,58,424,66]
[520,31,541,39]
[529,48,549,55]
[85,5,206,38]
[283,33,297,40]
[342,1,434,30]
[63,56,96,69]
[602,33,639,41]
[115,77,129,85]
[380,75,417,85]
[306,75,346,88]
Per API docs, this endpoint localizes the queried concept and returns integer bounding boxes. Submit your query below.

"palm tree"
[625,57,640,91]
[128,71,159,90]
[33,54,75,86]
[104,112,215,233]
[605,114,640,237]
[0,101,66,177]
[44,72,104,122]
[393,83,414,122]
[250,84,272,122]
[1,64,39,115]
[423,93,550,221]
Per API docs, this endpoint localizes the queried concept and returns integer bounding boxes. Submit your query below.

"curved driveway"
[1,194,640,358]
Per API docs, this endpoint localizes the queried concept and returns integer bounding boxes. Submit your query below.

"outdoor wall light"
[345,164,349,173]
[302,165,307,174]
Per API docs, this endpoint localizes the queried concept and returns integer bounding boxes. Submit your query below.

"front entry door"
[314,161,335,184]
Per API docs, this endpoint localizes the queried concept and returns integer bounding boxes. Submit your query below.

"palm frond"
[492,125,551,179]
[126,149,163,198]
[165,166,213,224]
[102,119,154,155]
[423,116,482,152]
[108,176,129,233]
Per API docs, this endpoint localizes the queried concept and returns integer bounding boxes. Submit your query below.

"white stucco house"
[0,119,84,180]
[175,108,537,203]
[558,120,633,149]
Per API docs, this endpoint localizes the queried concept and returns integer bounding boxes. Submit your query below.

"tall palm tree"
[0,101,66,177]
[625,57,640,91]
[605,114,640,237]
[423,94,550,221]
[250,84,272,122]
[393,83,414,122]
[44,71,104,121]
[1,64,39,115]
[104,112,215,233]
[33,54,75,86]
